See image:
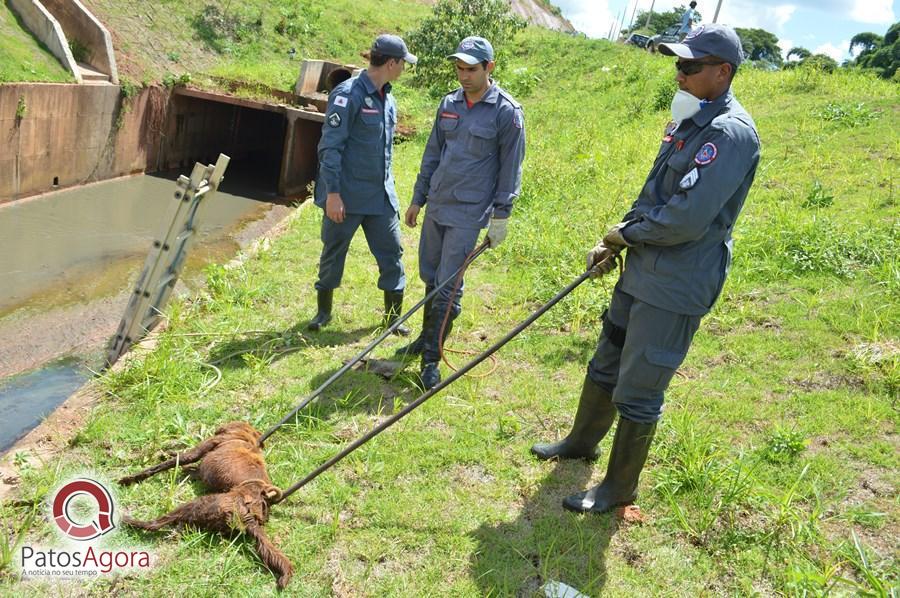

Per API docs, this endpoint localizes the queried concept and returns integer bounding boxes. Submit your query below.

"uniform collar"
[691,88,732,127]
[360,70,391,96]
[450,81,499,104]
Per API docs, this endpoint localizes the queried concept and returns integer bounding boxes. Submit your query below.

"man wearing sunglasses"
[531,25,760,515]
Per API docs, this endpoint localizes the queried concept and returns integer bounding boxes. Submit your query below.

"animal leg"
[245,521,294,590]
[119,437,221,486]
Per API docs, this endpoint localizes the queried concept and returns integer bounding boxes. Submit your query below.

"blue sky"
[553,0,898,61]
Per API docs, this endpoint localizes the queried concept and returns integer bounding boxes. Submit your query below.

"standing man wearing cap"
[531,25,759,514]
[308,35,418,333]
[678,2,699,41]
[398,36,526,389]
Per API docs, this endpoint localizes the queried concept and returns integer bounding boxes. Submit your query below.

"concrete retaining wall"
[41,0,118,83]
[8,0,82,83]
[0,83,165,202]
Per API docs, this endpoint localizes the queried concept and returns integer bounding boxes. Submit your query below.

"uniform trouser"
[417,212,481,319]
[587,284,702,424]
[314,210,405,292]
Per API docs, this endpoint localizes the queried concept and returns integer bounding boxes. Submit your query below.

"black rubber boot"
[419,301,454,390]
[307,289,333,331]
[562,418,657,514]
[420,361,441,390]
[531,375,616,461]
[383,290,410,336]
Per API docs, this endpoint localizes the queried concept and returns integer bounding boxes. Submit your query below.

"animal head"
[235,480,283,521]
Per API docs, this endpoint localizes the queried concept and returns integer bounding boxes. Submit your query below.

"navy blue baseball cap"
[448,36,494,64]
[659,24,744,66]
[371,34,417,64]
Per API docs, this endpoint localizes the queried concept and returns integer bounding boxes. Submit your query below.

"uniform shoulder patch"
[694,142,717,165]
[328,112,342,128]
[333,95,348,108]
[513,109,524,129]
[679,167,699,190]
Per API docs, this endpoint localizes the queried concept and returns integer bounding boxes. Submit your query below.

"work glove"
[586,241,618,278]
[486,217,508,248]
[603,221,635,249]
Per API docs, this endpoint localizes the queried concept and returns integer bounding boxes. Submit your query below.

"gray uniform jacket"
[314,70,399,215]
[412,83,525,228]
[620,89,760,316]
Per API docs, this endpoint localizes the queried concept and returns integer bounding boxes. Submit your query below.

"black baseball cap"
[371,34,417,64]
[447,36,494,64]
[659,24,744,66]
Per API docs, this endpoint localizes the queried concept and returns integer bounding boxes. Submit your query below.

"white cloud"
[778,38,797,60]
[553,0,615,38]
[850,0,895,24]
[813,39,850,61]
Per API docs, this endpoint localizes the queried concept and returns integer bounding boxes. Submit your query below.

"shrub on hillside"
[406,0,526,95]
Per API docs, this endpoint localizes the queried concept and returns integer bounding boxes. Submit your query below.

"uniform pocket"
[439,118,459,133]
[663,150,693,196]
[452,187,490,204]
[635,346,686,390]
[467,125,497,156]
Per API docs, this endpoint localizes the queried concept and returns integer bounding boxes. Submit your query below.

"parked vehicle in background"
[647,25,681,53]
[624,33,650,49]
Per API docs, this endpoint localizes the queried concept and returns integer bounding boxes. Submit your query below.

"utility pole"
[645,0,656,30]
[617,6,627,39]
[713,0,724,23]
[627,0,640,32]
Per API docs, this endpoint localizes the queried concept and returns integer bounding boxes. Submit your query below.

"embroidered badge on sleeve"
[694,142,718,165]
[328,112,342,128]
[514,110,524,129]
[333,95,348,108]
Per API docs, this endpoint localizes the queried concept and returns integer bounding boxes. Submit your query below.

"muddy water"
[0,172,289,453]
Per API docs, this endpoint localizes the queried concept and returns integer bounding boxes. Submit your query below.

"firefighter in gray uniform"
[308,35,417,334]
[399,36,526,389]
[532,25,760,514]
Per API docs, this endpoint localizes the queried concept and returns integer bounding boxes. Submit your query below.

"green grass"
[0,5,73,83]
[83,0,430,89]
[2,27,898,596]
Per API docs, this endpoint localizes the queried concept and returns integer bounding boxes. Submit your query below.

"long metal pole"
[258,242,490,445]
[627,0,640,32]
[713,0,724,23]
[645,0,656,29]
[276,268,594,503]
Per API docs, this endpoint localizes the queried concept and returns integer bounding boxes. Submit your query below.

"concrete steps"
[77,62,110,83]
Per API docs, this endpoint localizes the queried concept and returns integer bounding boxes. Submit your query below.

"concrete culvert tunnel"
[155,87,327,200]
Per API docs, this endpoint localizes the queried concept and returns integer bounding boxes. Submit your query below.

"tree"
[735,27,782,65]
[802,54,839,73]
[786,46,811,61]
[850,32,883,57]
[852,21,900,79]
[406,0,526,94]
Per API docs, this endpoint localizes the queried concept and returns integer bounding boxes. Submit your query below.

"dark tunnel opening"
[156,93,289,199]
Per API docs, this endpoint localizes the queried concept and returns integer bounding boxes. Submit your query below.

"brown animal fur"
[118,422,293,589]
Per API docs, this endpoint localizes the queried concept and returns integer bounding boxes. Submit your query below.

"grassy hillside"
[83,0,431,89]
[0,5,72,83]
[2,25,898,597]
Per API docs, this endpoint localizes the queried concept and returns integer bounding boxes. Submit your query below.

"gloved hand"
[603,222,634,249]
[486,217,508,248]
[586,241,618,277]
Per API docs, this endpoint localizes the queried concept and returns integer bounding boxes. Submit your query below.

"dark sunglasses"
[675,59,726,75]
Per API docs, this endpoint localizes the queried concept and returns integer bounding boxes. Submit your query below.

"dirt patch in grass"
[787,372,866,391]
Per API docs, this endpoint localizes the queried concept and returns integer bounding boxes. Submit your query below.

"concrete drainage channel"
[0,0,363,456]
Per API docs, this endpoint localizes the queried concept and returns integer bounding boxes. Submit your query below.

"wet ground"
[0,171,293,452]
